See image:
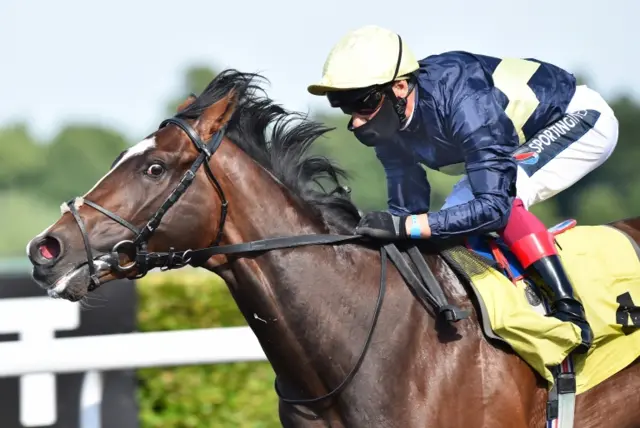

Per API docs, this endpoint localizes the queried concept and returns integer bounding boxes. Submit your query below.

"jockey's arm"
[374,141,432,215]
[413,90,518,239]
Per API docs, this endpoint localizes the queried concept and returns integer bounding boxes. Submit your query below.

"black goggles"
[327,86,388,115]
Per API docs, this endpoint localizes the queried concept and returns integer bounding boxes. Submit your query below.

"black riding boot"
[528,254,593,354]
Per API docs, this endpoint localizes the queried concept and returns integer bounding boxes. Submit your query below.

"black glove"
[355,211,408,240]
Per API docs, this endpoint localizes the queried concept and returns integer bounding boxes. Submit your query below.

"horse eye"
[145,164,165,177]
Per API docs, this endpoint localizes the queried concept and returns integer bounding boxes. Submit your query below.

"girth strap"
[546,345,577,428]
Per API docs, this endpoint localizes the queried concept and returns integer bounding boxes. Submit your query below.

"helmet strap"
[386,34,413,125]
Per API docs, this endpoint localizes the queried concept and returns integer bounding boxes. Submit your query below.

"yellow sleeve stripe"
[492,58,541,144]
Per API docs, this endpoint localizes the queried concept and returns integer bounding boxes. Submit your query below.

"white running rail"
[0,326,268,428]
[0,326,266,376]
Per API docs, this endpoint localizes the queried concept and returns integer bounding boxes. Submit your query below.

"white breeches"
[441,85,619,210]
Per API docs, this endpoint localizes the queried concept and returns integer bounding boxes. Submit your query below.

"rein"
[64,114,468,410]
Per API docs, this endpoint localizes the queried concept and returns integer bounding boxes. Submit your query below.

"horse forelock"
[173,69,362,234]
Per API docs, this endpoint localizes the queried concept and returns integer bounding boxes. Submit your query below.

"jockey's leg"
[498,198,593,354]
[504,84,619,354]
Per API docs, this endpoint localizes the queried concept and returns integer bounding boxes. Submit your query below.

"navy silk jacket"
[374,51,577,238]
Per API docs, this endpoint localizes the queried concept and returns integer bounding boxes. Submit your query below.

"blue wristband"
[409,215,421,238]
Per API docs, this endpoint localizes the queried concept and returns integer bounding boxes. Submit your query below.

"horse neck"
[201,141,403,404]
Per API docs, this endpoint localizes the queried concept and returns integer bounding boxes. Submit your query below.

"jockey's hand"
[355,211,407,240]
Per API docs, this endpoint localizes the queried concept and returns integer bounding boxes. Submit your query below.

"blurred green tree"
[39,125,130,204]
[0,123,44,191]
[165,65,219,115]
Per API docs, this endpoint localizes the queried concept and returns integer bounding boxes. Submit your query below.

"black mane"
[175,69,362,233]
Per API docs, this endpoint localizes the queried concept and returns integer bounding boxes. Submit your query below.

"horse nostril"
[38,236,61,261]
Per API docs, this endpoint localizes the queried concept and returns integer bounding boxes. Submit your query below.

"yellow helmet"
[307,25,420,96]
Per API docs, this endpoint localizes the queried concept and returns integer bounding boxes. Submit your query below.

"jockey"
[307,25,619,354]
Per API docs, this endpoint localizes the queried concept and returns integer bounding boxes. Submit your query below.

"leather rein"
[64,115,468,409]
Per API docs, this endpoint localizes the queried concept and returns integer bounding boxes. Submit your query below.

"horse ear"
[195,89,238,140]
[176,94,197,113]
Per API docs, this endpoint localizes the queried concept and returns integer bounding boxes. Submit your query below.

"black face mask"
[348,96,401,147]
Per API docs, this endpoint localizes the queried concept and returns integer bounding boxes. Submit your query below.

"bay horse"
[26,70,640,427]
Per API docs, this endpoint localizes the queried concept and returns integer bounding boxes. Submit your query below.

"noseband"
[66,117,228,290]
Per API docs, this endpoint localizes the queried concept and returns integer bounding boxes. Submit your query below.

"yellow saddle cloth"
[445,225,640,394]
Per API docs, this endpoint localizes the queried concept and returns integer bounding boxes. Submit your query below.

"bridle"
[64,113,468,411]
[66,116,228,290]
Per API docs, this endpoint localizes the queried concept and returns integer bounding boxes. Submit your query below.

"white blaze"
[83,136,157,197]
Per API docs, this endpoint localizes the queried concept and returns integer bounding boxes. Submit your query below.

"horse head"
[26,74,243,301]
